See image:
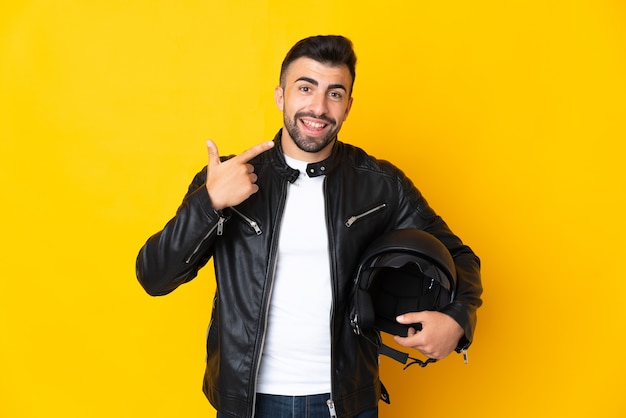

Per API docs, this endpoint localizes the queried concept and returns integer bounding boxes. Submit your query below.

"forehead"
[283,57,353,88]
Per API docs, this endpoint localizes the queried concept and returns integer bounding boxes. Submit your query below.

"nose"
[308,90,329,116]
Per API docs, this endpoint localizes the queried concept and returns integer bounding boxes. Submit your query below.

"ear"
[274,86,284,111]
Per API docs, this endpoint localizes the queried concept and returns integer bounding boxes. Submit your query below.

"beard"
[283,111,342,154]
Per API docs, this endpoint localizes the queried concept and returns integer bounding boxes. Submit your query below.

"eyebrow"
[295,76,347,92]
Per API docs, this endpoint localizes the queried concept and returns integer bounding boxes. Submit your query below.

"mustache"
[294,112,336,126]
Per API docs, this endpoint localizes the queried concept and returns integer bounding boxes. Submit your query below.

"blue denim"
[216,393,377,418]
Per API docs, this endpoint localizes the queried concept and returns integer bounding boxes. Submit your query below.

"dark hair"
[280,35,357,92]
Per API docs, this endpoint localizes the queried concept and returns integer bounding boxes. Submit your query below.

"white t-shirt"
[256,155,332,395]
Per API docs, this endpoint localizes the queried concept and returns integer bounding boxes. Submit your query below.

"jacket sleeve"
[441,249,482,351]
[136,167,223,296]
[394,169,483,351]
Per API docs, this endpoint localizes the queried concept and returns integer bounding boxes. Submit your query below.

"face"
[275,57,353,162]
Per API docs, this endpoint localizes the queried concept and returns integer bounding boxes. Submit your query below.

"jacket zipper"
[231,207,262,235]
[325,179,339,417]
[249,183,287,417]
[185,215,225,264]
[345,203,387,227]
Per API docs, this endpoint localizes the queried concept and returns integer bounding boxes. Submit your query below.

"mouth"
[297,113,335,136]
[300,118,328,132]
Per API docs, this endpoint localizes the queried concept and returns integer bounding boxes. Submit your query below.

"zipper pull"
[326,399,338,418]
[345,203,387,228]
[217,216,225,236]
[230,207,262,235]
[249,220,262,235]
[461,348,469,364]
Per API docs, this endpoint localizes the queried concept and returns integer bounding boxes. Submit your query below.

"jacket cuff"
[441,301,475,352]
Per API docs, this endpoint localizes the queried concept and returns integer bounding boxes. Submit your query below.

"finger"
[396,312,426,324]
[234,140,275,163]
[206,139,220,168]
[393,333,421,349]
[393,326,418,345]
[249,173,258,184]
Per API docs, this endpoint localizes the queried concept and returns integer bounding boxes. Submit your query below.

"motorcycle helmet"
[350,228,456,339]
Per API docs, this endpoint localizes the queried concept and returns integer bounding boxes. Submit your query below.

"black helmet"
[349,229,456,367]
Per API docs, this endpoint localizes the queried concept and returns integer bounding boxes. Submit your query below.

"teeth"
[302,119,326,129]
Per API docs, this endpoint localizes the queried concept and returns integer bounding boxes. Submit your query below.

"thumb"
[396,312,425,324]
[206,139,220,168]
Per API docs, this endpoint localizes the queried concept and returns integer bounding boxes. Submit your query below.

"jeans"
[216,393,378,418]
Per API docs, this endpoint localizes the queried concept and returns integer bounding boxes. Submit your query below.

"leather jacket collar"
[270,129,341,181]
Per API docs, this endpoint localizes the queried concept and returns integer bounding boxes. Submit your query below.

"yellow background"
[2,1,625,417]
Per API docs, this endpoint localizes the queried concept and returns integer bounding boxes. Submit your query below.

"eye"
[329,91,343,100]
[299,86,311,93]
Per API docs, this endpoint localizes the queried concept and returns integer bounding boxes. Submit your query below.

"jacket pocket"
[231,207,262,235]
[345,203,387,227]
[185,216,225,264]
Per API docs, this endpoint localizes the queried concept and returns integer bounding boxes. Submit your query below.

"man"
[136,35,482,418]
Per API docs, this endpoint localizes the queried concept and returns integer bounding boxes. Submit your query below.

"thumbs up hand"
[205,139,275,210]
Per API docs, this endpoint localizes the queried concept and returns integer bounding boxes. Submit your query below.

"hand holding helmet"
[394,311,464,360]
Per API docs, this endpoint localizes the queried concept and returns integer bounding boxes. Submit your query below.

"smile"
[301,119,328,129]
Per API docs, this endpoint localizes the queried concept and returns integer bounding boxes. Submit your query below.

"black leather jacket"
[136,131,482,418]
